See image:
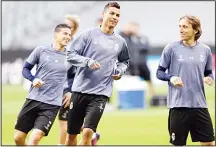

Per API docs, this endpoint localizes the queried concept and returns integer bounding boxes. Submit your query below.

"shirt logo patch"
[46,56,51,61]
[200,55,205,62]
[98,103,104,112]
[171,133,175,141]
[70,102,73,109]
[177,55,184,61]
[114,44,119,51]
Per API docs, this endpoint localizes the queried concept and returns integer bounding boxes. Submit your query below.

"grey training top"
[67,27,130,97]
[159,41,213,108]
[26,45,67,106]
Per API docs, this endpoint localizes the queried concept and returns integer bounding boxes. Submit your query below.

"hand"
[62,92,72,108]
[112,71,122,80]
[89,62,100,70]
[32,78,45,88]
[170,76,184,87]
[203,77,214,86]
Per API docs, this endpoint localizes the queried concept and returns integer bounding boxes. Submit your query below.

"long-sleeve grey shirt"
[67,27,130,97]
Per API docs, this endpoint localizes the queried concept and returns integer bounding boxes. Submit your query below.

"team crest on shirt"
[200,55,205,62]
[114,44,119,51]
[177,55,184,61]
[46,56,51,61]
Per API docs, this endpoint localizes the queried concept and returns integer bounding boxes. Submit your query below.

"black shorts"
[127,64,151,81]
[67,92,108,134]
[58,90,71,121]
[15,99,60,136]
[168,108,215,145]
[58,106,69,121]
[138,64,151,81]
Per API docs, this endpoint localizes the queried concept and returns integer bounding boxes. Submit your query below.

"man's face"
[179,18,196,41]
[102,7,120,28]
[64,19,77,36]
[55,28,71,46]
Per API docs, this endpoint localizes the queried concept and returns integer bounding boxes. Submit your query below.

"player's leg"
[28,129,45,145]
[91,132,101,145]
[80,95,108,145]
[65,92,86,145]
[79,124,101,145]
[14,130,28,145]
[168,108,191,146]
[14,99,39,145]
[190,108,215,146]
[58,106,69,145]
[28,103,60,145]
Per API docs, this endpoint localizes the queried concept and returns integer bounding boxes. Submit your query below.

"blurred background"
[2,1,215,145]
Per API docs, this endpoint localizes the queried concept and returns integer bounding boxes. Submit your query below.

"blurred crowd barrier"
[2,1,215,87]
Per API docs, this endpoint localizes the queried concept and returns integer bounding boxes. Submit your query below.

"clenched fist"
[203,77,214,86]
[170,76,184,87]
[32,78,45,88]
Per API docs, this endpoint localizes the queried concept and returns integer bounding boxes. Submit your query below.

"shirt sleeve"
[205,48,213,71]
[204,48,214,80]
[159,44,172,69]
[115,40,130,75]
[26,46,42,65]
[67,30,95,67]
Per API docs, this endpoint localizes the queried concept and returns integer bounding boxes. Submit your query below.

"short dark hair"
[103,2,120,12]
[54,24,71,32]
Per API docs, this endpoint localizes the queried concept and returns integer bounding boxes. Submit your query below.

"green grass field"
[2,83,215,145]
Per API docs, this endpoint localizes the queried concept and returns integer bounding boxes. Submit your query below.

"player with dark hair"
[65,2,130,145]
[14,24,71,145]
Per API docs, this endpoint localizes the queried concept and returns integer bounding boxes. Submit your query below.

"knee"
[82,128,94,139]
[31,135,41,143]
[67,134,77,140]
[28,130,45,145]
[14,132,25,143]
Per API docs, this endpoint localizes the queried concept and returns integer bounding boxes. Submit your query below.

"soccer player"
[119,22,155,98]
[58,14,79,146]
[58,14,101,146]
[65,2,130,145]
[156,15,215,146]
[14,24,71,145]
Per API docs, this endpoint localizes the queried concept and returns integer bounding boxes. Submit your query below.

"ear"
[54,33,57,39]
[194,30,198,34]
[101,12,105,19]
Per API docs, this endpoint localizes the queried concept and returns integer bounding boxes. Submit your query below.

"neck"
[53,42,65,51]
[100,24,114,35]
[182,39,196,47]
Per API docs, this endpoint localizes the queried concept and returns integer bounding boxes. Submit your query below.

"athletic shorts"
[138,64,151,81]
[67,92,108,134]
[58,106,69,121]
[168,108,215,145]
[58,90,72,121]
[127,64,151,81]
[15,99,60,136]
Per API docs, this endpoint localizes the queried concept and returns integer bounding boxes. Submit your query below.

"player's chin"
[180,37,188,41]
[109,23,117,28]
[61,41,68,46]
